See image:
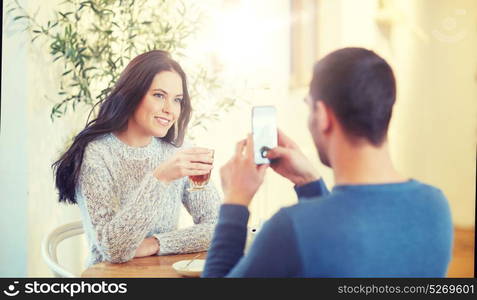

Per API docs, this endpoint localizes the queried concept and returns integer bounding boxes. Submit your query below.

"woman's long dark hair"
[52,50,192,204]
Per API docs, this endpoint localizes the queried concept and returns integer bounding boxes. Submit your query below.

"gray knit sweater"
[76,133,221,267]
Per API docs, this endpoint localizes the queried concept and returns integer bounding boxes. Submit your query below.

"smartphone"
[252,106,277,165]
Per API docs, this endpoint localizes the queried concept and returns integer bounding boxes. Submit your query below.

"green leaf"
[82,66,96,73]
[59,11,73,18]
[62,69,72,76]
[13,15,27,21]
[102,9,115,15]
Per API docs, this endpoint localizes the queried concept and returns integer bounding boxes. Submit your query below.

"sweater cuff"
[153,232,176,255]
[294,178,329,199]
[218,204,250,227]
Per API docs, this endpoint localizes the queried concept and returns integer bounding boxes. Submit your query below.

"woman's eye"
[154,93,165,99]
[175,98,183,103]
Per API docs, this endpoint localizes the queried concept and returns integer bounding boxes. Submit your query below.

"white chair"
[41,220,84,277]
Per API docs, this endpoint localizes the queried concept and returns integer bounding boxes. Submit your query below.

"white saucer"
[172,259,206,277]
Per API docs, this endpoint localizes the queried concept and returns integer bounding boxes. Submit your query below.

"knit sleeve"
[78,145,169,263]
[153,178,221,255]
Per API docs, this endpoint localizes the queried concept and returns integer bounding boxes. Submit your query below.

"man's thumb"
[266,147,287,159]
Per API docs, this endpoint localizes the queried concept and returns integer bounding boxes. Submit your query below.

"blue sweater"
[202,179,453,277]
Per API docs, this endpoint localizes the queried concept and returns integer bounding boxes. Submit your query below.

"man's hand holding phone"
[266,129,320,186]
[220,135,269,207]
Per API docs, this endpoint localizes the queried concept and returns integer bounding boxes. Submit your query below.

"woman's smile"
[155,116,172,127]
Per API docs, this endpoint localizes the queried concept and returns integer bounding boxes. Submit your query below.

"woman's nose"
[162,97,172,113]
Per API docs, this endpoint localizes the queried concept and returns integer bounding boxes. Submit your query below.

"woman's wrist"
[153,166,170,183]
[134,237,161,258]
[152,236,160,254]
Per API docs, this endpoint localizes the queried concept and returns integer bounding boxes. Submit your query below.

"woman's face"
[131,71,183,138]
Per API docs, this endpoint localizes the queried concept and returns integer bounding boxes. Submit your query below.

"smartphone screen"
[252,106,277,165]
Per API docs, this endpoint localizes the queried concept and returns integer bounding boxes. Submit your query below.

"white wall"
[1,0,29,277]
[0,0,89,277]
[25,0,91,277]
[186,0,295,225]
[390,0,476,228]
[317,0,476,228]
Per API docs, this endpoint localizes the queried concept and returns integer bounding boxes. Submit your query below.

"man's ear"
[315,101,332,134]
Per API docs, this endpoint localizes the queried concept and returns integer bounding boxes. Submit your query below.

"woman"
[53,50,221,266]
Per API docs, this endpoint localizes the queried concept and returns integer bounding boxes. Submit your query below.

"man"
[202,47,453,277]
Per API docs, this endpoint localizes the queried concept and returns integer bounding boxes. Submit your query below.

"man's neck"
[330,137,407,186]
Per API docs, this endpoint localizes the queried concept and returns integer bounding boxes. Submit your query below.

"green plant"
[7,0,237,134]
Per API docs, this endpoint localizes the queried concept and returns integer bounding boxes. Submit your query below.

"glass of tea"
[188,149,214,192]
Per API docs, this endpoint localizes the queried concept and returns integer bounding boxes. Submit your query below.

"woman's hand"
[266,129,320,186]
[154,147,214,183]
[220,135,269,207]
[134,237,160,258]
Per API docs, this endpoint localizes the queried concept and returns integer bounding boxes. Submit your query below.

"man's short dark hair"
[310,47,396,146]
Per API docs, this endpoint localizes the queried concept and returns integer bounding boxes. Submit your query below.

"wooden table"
[81,252,207,278]
[81,227,475,278]
[447,227,474,278]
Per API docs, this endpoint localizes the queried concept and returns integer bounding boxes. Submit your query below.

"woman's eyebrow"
[152,88,168,95]
[152,88,182,97]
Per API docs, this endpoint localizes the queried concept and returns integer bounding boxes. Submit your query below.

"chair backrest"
[41,221,84,277]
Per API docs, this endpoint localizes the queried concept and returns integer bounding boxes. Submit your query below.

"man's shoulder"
[278,195,335,225]
[406,180,451,219]
[400,180,450,211]
[278,179,450,216]
[410,179,446,197]
[280,180,449,223]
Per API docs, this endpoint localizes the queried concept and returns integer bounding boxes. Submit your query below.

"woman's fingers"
[183,147,212,153]
[179,161,212,176]
[185,169,212,176]
[184,153,214,164]
[187,162,213,171]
